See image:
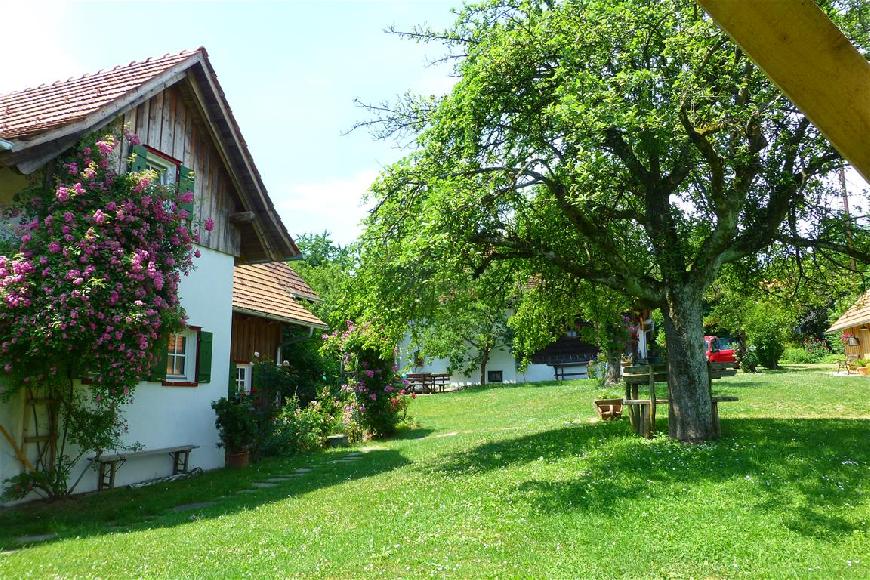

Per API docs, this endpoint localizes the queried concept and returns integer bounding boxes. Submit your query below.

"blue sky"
[3,0,460,245]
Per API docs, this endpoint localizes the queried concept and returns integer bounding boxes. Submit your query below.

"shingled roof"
[828,290,870,332]
[0,51,196,140]
[0,47,299,262]
[233,263,326,329]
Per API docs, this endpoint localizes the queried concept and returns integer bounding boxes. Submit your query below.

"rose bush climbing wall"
[0,131,200,498]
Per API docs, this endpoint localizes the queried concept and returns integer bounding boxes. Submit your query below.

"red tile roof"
[0,49,198,140]
[233,263,326,328]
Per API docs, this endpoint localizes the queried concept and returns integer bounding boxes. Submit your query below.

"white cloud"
[275,169,379,246]
[0,2,82,94]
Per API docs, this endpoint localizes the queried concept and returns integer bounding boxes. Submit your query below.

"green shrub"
[261,388,349,456]
[781,346,819,364]
[740,349,759,373]
[212,397,258,452]
[820,353,845,364]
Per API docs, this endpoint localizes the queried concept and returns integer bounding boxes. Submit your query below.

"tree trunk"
[479,348,490,386]
[604,348,622,385]
[663,284,715,442]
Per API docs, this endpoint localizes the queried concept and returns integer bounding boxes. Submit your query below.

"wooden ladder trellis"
[19,387,57,473]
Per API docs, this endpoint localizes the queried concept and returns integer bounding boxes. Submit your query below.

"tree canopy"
[361,0,870,441]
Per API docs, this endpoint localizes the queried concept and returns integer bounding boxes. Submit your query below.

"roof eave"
[232,306,327,330]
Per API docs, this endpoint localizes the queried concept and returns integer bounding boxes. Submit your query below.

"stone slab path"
[172,501,217,513]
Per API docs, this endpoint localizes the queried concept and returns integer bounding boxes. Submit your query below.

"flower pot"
[594,398,623,420]
[225,449,250,469]
[858,366,870,376]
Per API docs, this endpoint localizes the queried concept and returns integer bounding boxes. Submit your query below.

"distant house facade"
[231,262,326,393]
[399,331,599,385]
[0,48,300,496]
[828,291,870,359]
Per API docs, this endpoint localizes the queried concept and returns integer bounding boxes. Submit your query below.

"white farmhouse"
[0,48,305,497]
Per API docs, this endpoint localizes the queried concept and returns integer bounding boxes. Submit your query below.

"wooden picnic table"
[405,373,450,394]
[551,361,591,381]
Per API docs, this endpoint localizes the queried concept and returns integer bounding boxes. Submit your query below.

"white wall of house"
[106,245,233,488]
[0,245,233,499]
[398,337,560,385]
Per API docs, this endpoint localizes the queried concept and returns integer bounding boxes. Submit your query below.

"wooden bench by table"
[621,361,738,438]
[622,396,738,438]
[552,361,590,381]
[90,444,199,491]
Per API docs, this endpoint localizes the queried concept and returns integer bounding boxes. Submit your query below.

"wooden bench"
[90,444,198,491]
[620,361,738,438]
[622,396,739,438]
[837,354,860,374]
[405,373,451,394]
[552,361,590,381]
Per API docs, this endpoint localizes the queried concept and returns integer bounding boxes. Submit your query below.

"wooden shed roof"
[233,262,326,329]
[828,290,870,333]
[0,47,299,263]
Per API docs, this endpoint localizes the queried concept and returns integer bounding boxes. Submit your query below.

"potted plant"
[212,396,258,468]
[594,390,624,420]
[854,359,870,376]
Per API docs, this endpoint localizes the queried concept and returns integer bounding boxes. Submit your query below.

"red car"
[704,336,737,363]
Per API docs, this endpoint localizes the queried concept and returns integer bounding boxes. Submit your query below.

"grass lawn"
[0,365,867,577]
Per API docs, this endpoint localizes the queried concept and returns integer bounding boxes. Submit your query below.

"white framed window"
[235,363,253,394]
[165,329,198,383]
[146,154,178,187]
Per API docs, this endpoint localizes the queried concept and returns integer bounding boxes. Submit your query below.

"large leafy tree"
[364,0,870,441]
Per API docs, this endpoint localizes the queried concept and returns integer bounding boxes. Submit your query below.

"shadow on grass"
[393,426,435,440]
[0,445,411,551]
[450,379,596,395]
[433,417,868,541]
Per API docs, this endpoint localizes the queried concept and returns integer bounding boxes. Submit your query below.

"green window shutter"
[197,331,213,383]
[229,360,237,397]
[129,145,149,173]
[178,165,195,215]
[148,334,169,382]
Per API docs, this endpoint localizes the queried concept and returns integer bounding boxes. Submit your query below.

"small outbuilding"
[231,262,326,392]
[828,290,870,359]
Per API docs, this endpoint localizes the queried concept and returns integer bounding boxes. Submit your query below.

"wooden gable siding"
[843,326,870,359]
[231,312,283,364]
[114,82,242,257]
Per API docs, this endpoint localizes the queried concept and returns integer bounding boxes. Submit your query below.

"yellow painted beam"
[698,0,870,183]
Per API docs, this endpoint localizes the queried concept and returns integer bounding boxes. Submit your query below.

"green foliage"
[358,0,868,438]
[750,328,787,370]
[279,331,342,402]
[782,347,820,364]
[212,397,258,452]
[263,397,331,456]
[740,349,759,373]
[290,232,360,330]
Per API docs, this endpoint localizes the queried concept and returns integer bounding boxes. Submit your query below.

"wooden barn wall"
[843,326,870,358]
[112,82,242,257]
[231,313,283,363]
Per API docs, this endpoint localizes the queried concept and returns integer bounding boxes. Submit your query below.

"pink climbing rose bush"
[324,321,409,438]
[0,131,199,498]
